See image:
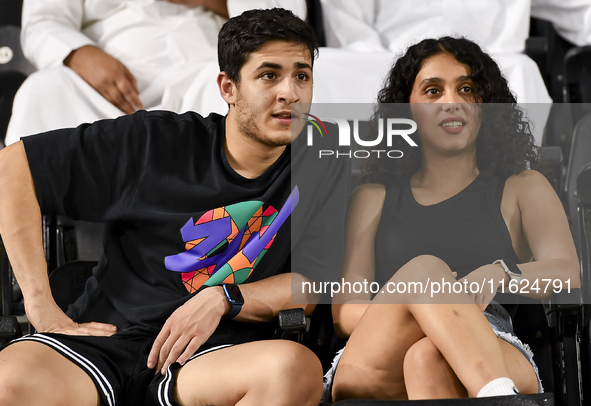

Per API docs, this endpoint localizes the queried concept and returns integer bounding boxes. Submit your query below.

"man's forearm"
[0,142,52,308]
[232,273,318,322]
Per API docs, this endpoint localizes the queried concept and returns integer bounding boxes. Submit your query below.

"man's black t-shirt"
[23,110,349,349]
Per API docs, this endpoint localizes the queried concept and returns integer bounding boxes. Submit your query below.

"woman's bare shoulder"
[505,169,552,190]
[505,170,558,203]
[350,183,387,206]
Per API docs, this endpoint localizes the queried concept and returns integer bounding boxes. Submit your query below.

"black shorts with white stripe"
[6,332,232,406]
[9,332,153,406]
[147,344,232,406]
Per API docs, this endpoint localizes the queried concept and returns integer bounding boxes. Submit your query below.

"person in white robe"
[311,0,590,146]
[5,0,306,145]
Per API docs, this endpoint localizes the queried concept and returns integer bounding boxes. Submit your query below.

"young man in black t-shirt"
[0,8,349,406]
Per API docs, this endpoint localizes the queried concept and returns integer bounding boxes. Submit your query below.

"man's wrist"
[221,283,244,318]
[197,286,231,318]
[23,287,55,309]
[212,286,232,317]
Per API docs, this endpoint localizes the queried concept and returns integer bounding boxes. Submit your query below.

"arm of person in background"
[0,143,118,336]
[22,0,143,114]
[531,0,591,46]
[319,0,385,51]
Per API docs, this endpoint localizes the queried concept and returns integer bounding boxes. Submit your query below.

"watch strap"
[493,259,522,284]
[222,283,244,318]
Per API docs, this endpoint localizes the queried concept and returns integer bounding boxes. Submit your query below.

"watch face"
[503,259,522,276]
[224,283,244,304]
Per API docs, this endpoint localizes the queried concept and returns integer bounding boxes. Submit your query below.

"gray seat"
[564,112,591,406]
[0,24,35,146]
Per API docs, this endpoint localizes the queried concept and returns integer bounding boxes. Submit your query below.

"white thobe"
[311,0,586,145]
[6,0,307,144]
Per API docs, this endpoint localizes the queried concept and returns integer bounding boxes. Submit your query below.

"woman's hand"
[459,264,507,311]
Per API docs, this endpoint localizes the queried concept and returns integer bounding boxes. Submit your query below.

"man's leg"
[172,340,323,406]
[0,341,100,406]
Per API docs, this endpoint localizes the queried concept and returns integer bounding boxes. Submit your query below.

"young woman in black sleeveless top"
[325,37,580,401]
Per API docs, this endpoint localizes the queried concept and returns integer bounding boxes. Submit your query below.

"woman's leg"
[403,337,539,399]
[332,255,514,401]
[403,337,468,399]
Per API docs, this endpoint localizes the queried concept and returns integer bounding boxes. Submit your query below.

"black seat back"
[0,24,35,145]
[49,260,96,313]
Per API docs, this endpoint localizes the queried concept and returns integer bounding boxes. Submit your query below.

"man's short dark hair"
[218,8,318,84]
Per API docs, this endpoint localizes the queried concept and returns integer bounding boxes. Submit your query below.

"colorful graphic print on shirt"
[165,187,299,293]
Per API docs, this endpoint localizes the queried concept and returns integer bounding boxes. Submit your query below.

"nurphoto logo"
[306,117,418,159]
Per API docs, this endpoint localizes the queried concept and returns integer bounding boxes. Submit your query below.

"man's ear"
[218,72,237,105]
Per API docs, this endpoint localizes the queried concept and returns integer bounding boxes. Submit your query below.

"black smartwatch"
[493,259,522,285]
[222,283,244,318]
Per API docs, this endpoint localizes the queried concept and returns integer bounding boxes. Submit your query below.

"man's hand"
[63,45,144,114]
[459,264,507,312]
[26,298,118,336]
[147,286,230,375]
[164,0,229,18]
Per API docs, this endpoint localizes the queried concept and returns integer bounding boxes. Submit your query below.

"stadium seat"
[565,113,591,297]
[0,0,22,28]
[527,18,575,105]
[305,0,326,47]
[322,394,554,406]
[564,112,591,406]
[563,47,591,134]
[525,18,578,169]
[0,24,35,146]
[563,47,591,104]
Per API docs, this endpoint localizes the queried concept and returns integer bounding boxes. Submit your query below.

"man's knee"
[0,342,99,406]
[0,352,46,405]
[0,366,25,405]
[175,340,323,406]
[251,341,324,406]
[255,341,323,405]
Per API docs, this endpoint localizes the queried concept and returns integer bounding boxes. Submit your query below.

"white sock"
[476,377,519,397]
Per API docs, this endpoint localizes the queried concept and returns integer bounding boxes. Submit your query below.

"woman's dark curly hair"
[361,36,541,184]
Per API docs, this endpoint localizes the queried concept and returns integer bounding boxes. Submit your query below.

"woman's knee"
[403,337,445,378]
[393,255,452,283]
[403,338,468,399]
